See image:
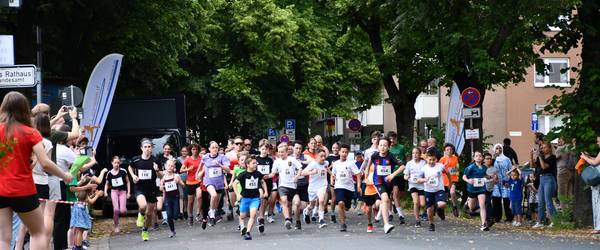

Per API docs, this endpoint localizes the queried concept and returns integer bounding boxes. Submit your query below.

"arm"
[50,107,68,126]
[154,163,163,178]
[33,142,72,183]
[537,155,550,170]
[103,177,109,196]
[128,165,139,183]
[80,157,97,173]
[261,180,268,198]
[176,175,185,187]
[126,175,131,198]
[581,152,600,166]
[66,109,80,140]
[96,168,108,184]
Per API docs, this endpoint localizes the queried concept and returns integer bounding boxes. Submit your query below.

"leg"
[145,202,156,229]
[380,193,391,225]
[247,206,258,233]
[503,197,513,221]
[280,195,290,219]
[450,184,458,208]
[478,194,487,226]
[111,189,121,230]
[18,206,48,250]
[196,187,203,218]
[0,208,13,250]
[544,178,557,220]
[537,180,547,223]
[187,191,196,220]
[492,196,502,222]
[44,202,56,240]
[317,190,327,221]
[292,195,301,222]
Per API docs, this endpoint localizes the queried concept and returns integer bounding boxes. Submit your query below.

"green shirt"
[233,166,246,192]
[67,176,79,202]
[389,144,406,172]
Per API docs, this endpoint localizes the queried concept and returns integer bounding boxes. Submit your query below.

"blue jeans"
[11,212,21,250]
[165,196,180,232]
[538,175,557,223]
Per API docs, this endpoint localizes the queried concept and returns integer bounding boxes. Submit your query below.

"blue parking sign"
[531,112,538,131]
[285,119,296,130]
[268,128,277,136]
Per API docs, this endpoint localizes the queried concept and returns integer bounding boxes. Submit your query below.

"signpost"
[280,134,290,143]
[461,87,481,157]
[531,112,538,132]
[268,128,277,145]
[0,0,21,8]
[0,65,38,88]
[285,119,296,142]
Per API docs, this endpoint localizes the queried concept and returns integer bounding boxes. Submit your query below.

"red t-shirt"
[0,123,43,197]
[183,156,202,185]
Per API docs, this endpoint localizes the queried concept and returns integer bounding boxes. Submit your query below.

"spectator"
[503,138,519,165]
[531,141,557,229]
[579,134,600,234]
[555,137,576,206]
[492,143,513,222]
[244,138,260,155]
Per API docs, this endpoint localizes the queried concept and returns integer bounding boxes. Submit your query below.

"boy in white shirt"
[269,143,302,230]
[301,149,330,228]
[331,144,361,232]
[419,151,451,232]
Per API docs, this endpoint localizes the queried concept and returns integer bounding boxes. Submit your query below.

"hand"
[224,183,229,190]
[69,108,78,119]
[127,193,131,199]
[133,175,139,183]
[357,187,363,196]
[63,172,73,183]
[293,175,299,182]
[384,175,393,183]
[262,192,268,199]
[57,106,68,116]
[468,179,475,185]
[87,183,98,190]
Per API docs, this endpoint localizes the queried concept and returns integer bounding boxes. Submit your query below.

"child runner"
[70,176,101,250]
[229,153,248,230]
[294,141,311,229]
[439,143,460,217]
[160,159,186,237]
[198,141,231,226]
[180,143,203,226]
[302,149,330,228]
[463,151,489,231]
[104,156,131,233]
[256,142,276,230]
[387,131,407,224]
[483,152,498,228]
[507,167,524,226]
[233,156,268,240]
[269,143,302,230]
[331,144,362,232]
[364,137,397,234]
[420,150,450,232]
[403,148,426,227]
[325,142,341,223]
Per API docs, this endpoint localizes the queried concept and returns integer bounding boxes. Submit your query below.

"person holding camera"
[579,134,600,234]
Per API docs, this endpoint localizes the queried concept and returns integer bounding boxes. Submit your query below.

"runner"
[177,146,189,220]
[363,137,397,234]
[331,144,361,232]
[293,141,311,229]
[268,143,302,230]
[128,138,162,241]
[420,150,450,232]
[403,148,426,227]
[301,149,330,228]
[160,159,186,237]
[387,131,407,224]
[104,156,131,233]
[198,141,231,226]
[233,155,268,240]
[180,144,203,226]
[439,143,460,217]
[155,143,176,226]
[256,142,276,229]
[226,137,243,221]
[463,151,489,231]
[325,142,341,223]
[229,153,248,230]
[360,131,381,223]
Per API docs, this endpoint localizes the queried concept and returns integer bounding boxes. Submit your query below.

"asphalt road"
[107,211,599,250]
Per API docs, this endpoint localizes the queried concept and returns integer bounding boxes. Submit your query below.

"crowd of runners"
[1,91,600,250]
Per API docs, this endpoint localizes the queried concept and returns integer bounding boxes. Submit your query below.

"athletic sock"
[396,207,404,217]
[318,210,325,221]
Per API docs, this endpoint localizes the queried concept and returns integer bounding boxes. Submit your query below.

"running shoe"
[188,217,193,226]
[311,215,318,222]
[532,222,544,229]
[285,220,292,230]
[452,206,459,217]
[384,224,395,234]
[162,218,168,225]
[331,215,337,224]
[295,220,302,230]
[136,213,145,227]
[169,231,176,238]
[82,240,89,249]
[304,210,311,224]
[399,216,406,225]
[429,223,435,232]
[153,223,159,230]
[141,230,149,241]
[367,224,374,233]
[481,223,490,231]
[258,218,265,233]
[208,217,215,227]
[227,212,234,221]
[267,215,275,223]
[415,221,421,228]
[216,215,223,224]
[201,218,207,230]
[241,226,247,236]
[436,208,446,221]
[243,232,252,240]
[389,214,393,222]
[340,223,347,232]
[319,219,327,229]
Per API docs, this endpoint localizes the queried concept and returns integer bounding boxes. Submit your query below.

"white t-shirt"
[272,157,302,189]
[56,144,76,182]
[361,147,378,170]
[423,163,446,193]
[305,161,329,191]
[404,159,426,190]
[332,159,361,191]
[32,138,53,185]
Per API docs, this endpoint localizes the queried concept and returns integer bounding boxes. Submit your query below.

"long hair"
[33,113,51,138]
[0,91,33,140]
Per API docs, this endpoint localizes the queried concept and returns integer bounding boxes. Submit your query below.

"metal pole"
[35,26,42,104]
[470,118,474,157]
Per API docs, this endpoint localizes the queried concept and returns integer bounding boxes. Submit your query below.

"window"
[538,114,566,135]
[534,58,570,87]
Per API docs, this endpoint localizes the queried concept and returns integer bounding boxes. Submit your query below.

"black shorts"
[296,185,309,202]
[409,187,425,196]
[425,190,447,208]
[186,184,200,196]
[278,187,296,201]
[392,176,406,191]
[377,182,394,196]
[155,186,163,197]
[334,189,354,210]
[264,180,274,197]
[135,188,158,203]
[363,194,380,206]
[0,194,40,213]
[36,184,50,200]
[468,192,485,199]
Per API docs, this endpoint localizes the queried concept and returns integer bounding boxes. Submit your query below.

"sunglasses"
[235,142,243,145]
[244,144,251,146]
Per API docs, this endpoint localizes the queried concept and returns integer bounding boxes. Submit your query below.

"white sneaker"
[515,222,521,227]
[267,216,275,223]
[384,224,395,234]
[532,222,544,229]
[548,222,554,228]
[512,221,517,226]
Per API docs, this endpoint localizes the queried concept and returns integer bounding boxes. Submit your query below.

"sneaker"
[452,206,459,217]
[237,225,241,231]
[285,219,292,230]
[420,212,427,221]
[141,230,149,241]
[340,223,347,232]
[258,218,265,233]
[515,222,521,227]
[241,226,247,236]
[512,221,517,226]
[384,224,395,234]
[267,215,275,223]
[331,215,337,224]
[374,218,380,224]
[136,213,145,227]
[311,215,318,222]
[304,212,311,224]
[162,219,168,225]
[201,218,207,230]
[208,217,215,227]
[169,231,176,238]
[295,220,302,230]
[389,214,393,222]
[399,216,406,225]
[415,221,421,228]
[227,212,234,221]
[183,213,188,220]
[548,222,554,228]
[153,223,159,230]
[319,219,327,229]
[367,224,374,233]
[429,223,435,232]
[188,217,193,226]
[480,223,489,231]
[436,208,446,221]
[82,240,89,249]
[243,232,252,240]
[532,222,544,229]
[216,215,223,224]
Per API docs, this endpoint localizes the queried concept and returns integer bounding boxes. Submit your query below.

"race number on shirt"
[111,177,124,187]
[245,178,259,189]
[139,169,152,180]
[377,165,391,176]
[410,176,419,184]
[258,165,270,175]
[208,168,222,178]
[449,168,459,176]
[165,181,177,192]
[427,177,439,186]
[337,171,348,180]
[320,169,327,177]
[473,178,486,187]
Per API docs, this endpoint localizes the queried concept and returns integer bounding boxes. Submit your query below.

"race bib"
[377,165,391,176]
[337,171,348,180]
[410,176,419,184]
[165,181,177,192]
[208,168,222,178]
[473,178,485,187]
[427,177,439,186]
[245,178,259,189]
[258,165,270,175]
[111,177,124,187]
[139,169,152,180]
[449,168,459,176]
[320,169,327,177]
[272,182,278,190]
[284,169,292,176]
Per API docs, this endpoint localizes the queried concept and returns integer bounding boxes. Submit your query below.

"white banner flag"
[445,83,465,155]
[81,54,123,150]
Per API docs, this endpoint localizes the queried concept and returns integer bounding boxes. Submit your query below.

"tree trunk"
[453,71,487,161]
[392,93,418,142]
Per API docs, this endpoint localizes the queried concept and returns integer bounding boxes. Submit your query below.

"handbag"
[581,165,600,186]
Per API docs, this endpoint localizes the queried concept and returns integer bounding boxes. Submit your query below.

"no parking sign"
[461,87,481,108]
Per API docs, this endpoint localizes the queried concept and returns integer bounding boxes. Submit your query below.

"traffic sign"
[461,87,481,108]
[465,129,480,140]
[268,136,277,145]
[0,35,14,65]
[0,0,21,8]
[348,131,361,139]
[268,128,277,137]
[0,65,38,88]
[463,107,481,119]
[531,112,538,131]
[348,119,361,131]
[285,119,296,130]
[280,134,290,143]
[285,129,295,135]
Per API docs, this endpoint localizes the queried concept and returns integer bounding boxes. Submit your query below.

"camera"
[80,146,94,157]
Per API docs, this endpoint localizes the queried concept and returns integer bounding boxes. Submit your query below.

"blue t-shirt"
[463,163,487,194]
[508,178,523,202]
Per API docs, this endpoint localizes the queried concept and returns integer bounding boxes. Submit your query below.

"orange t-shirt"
[439,155,459,186]
[364,162,378,196]
[183,156,202,185]
[0,123,43,197]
